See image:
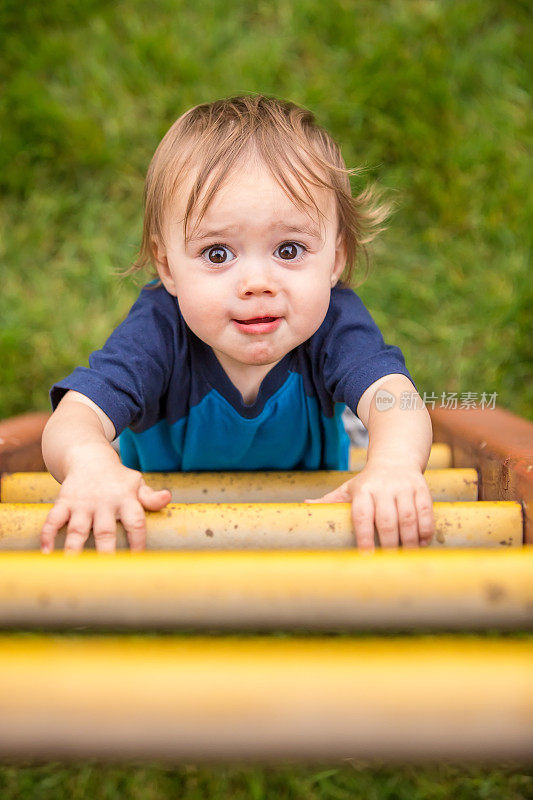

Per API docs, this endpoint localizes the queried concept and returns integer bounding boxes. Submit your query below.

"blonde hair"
[125,94,390,287]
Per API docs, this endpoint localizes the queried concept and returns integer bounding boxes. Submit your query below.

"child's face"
[153,160,346,376]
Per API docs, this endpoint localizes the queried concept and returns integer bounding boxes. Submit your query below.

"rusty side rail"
[0,412,48,473]
[429,407,533,543]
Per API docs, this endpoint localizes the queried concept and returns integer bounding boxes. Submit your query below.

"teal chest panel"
[119,372,349,472]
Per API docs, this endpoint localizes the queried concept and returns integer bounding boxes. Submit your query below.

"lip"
[232,316,282,335]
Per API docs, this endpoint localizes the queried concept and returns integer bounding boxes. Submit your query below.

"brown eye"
[207,246,229,263]
[203,245,235,264]
[276,242,304,260]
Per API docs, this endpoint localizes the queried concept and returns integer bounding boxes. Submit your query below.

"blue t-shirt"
[50,283,413,472]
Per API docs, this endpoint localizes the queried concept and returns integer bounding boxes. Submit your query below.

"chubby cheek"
[176,281,227,340]
[291,279,332,339]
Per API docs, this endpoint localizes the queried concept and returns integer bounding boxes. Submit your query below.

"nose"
[236,261,278,298]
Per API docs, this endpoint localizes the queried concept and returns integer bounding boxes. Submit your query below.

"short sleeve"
[50,284,181,437]
[309,286,415,417]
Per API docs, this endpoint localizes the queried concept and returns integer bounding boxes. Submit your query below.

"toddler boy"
[41,95,434,554]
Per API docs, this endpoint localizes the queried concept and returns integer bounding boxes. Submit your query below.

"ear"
[151,237,177,297]
[330,233,347,287]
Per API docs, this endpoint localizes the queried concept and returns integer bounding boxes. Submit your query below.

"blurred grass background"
[0,0,532,797]
[1,0,531,420]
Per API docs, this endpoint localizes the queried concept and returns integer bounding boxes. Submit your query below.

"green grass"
[1,0,532,795]
[0,762,531,800]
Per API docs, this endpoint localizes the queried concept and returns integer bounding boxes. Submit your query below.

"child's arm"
[307,374,434,551]
[40,391,171,554]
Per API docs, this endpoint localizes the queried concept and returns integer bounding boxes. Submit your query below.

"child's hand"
[40,458,171,554]
[305,462,434,551]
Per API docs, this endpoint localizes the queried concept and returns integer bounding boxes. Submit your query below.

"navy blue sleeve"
[309,286,415,417]
[50,284,182,437]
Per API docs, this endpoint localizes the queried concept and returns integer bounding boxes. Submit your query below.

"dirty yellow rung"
[0,501,522,550]
[1,549,531,630]
[0,468,477,504]
[350,441,451,471]
[0,636,531,762]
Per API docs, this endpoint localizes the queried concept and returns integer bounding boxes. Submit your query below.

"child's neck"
[213,352,282,406]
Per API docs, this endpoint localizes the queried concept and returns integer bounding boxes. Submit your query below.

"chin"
[242,345,283,366]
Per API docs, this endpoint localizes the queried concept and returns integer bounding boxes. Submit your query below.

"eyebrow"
[187,221,322,243]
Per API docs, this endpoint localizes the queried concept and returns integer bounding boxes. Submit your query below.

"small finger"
[396,493,418,549]
[120,499,147,552]
[374,496,399,549]
[415,487,435,545]
[41,503,71,553]
[351,492,375,552]
[396,492,419,549]
[65,511,92,554]
[93,508,117,554]
[138,482,172,510]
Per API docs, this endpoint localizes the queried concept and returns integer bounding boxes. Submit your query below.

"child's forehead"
[168,158,336,235]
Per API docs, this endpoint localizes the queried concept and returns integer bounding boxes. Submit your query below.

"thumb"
[138,482,172,510]
[304,486,352,504]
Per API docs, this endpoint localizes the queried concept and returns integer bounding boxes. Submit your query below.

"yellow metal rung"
[0,501,522,550]
[0,635,530,762]
[0,549,531,630]
[0,468,477,503]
